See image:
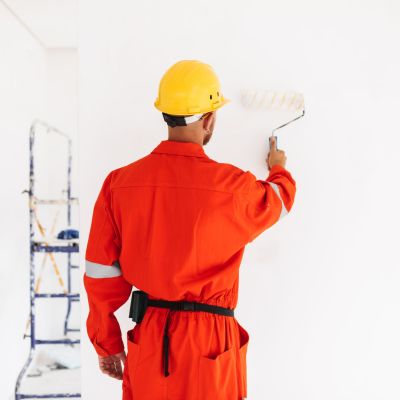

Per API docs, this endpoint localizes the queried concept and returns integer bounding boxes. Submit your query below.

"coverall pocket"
[237,321,250,398]
[198,345,237,400]
[127,328,141,384]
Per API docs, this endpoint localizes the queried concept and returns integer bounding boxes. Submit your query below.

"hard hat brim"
[154,97,231,116]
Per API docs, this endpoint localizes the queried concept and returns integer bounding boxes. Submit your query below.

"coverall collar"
[151,139,209,159]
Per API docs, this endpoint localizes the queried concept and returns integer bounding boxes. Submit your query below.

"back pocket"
[127,327,141,384]
[237,321,250,398]
[198,345,238,400]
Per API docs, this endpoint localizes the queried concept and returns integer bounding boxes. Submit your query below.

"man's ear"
[202,112,214,131]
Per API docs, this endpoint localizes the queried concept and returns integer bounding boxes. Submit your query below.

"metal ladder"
[15,120,81,399]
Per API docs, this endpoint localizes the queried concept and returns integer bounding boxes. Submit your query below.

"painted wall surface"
[0,5,44,395]
[0,4,79,396]
[78,1,400,399]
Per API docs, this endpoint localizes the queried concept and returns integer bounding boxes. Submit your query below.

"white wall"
[78,1,400,399]
[0,4,45,395]
[0,3,79,396]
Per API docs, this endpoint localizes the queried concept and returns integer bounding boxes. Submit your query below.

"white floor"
[17,367,81,398]
[15,347,81,398]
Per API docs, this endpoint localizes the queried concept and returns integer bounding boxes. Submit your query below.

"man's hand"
[267,135,287,170]
[98,351,126,380]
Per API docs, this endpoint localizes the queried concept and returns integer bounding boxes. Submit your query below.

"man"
[84,60,296,399]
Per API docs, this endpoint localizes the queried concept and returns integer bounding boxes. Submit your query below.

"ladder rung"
[35,293,80,299]
[66,328,80,332]
[17,393,81,399]
[70,297,80,302]
[33,198,79,205]
[32,244,79,253]
[35,339,80,345]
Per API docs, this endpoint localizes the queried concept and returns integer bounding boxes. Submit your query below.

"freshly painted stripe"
[268,182,288,220]
[85,260,122,278]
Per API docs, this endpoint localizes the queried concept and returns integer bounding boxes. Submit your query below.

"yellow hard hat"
[154,60,230,116]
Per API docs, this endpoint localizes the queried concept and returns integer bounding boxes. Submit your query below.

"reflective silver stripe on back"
[268,182,288,220]
[85,260,122,278]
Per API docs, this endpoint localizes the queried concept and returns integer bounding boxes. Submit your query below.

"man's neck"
[167,130,203,146]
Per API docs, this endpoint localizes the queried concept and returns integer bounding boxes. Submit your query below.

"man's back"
[112,140,261,304]
[84,139,296,399]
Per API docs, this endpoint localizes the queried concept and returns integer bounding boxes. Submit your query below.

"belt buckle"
[182,301,195,311]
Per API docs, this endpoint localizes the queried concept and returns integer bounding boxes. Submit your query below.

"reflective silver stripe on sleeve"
[85,260,122,278]
[268,182,288,220]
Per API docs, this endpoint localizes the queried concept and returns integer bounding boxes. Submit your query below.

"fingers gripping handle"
[269,135,278,151]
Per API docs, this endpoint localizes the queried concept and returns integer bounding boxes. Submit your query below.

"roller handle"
[269,134,278,151]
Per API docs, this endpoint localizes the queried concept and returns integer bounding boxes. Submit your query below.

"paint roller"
[240,90,305,151]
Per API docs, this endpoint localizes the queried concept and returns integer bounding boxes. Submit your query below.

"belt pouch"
[129,290,149,323]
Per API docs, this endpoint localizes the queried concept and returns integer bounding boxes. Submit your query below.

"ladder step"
[17,393,81,399]
[66,328,80,332]
[35,339,80,345]
[33,198,79,205]
[70,297,80,302]
[71,265,80,269]
[32,243,79,253]
[35,293,80,299]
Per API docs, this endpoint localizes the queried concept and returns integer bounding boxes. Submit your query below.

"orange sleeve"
[83,171,132,357]
[233,164,297,243]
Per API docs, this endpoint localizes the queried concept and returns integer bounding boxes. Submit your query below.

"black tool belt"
[129,290,235,377]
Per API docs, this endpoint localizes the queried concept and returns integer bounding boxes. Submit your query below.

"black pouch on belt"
[129,290,149,323]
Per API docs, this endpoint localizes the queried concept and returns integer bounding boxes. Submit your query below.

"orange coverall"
[84,139,296,399]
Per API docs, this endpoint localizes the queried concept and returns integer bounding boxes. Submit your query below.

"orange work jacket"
[84,139,296,399]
